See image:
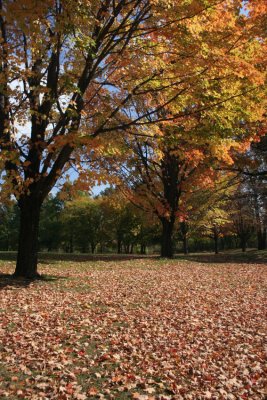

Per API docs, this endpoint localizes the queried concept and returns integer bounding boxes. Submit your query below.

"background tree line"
[1,161,266,255]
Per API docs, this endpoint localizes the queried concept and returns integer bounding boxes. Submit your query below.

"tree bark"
[140,244,146,255]
[257,228,266,250]
[262,228,266,250]
[69,233,73,253]
[117,239,120,254]
[214,233,219,254]
[161,217,174,258]
[181,222,189,254]
[183,237,189,255]
[240,236,246,252]
[14,197,42,279]
[251,188,266,250]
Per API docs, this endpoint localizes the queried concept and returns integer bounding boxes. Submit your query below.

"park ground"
[0,252,266,400]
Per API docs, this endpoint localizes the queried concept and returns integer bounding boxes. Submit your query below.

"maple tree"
[0,0,177,278]
[91,0,266,257]
[103,110,264,257]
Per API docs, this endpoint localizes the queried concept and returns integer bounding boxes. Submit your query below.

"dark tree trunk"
[240,236,246,252]
[183,237,189,255]
[14,197,42,279]
[117,239,121,254]
[161,218,174,258]
[180,221,189,254]
[140,244,146,255]
[91,243,96,254]
[252,189,266,250]
[69,233,73,253]
[262,228,266,250]
[214,233,219,254]
[6,234,10,251]
[257,228,266,250]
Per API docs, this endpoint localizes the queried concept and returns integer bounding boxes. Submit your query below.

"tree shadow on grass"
[41,252,266,265]
[1,250,266,268]
[0,251,155,264]
[174,251,267,265]
[0,273,69,290]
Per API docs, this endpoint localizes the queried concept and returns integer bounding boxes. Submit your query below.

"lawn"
[0,256,266,399]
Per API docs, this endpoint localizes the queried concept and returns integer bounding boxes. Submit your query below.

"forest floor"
[0,255,266,399]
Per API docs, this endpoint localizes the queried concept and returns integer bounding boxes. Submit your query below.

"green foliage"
[39,197,64,251]
[0,202,19,251]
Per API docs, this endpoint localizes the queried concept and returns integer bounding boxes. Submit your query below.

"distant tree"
[238,178,266,250]
[197,208,231,254]
[39,196,63,251]
[100,190,142,254]
[232,135,267,249]
[228,195,255,252]
[0,202,19,251]
[99,188,159,254]
[61,195,103,253]
[180,175,235,254]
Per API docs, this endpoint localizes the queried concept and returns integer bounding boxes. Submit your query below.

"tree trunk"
[257,228,266,250]
[69,233,73,253]
[181,221,189,254]
[6,233,10,251]
[252,189,266,250]
[117,239,121,254]
[214,233,219,254]
[183,236,188,255]
[262,228,266,250]
[240,236,246,252]
[161,218,174,258]
[14,197,42,279]
[140,244,146,255]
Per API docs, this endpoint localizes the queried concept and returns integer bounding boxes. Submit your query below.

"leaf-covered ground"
[0,257,266,399]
